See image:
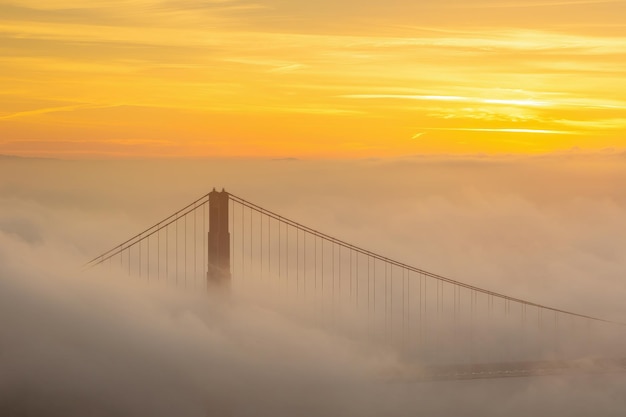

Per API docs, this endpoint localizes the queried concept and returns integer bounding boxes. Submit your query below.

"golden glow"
[419,128,577,135]
[1,0,625,158]
[342,95,550,107]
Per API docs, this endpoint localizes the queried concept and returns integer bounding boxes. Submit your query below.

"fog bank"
[1,154,626,416]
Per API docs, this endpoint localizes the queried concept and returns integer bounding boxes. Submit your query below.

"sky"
[1,0,626,157]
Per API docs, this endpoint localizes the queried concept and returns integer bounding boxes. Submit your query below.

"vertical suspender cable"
[239,203,246,281]
[203,202,206,286]
[331,241,335,323]
[314,234,317,291]
[406,269,410,351]
[385,263,388,339]
[268,215,271,280]
[247,206,250,280]
[261,211,263,281]
[356,252,359,308]
[321,239,324,293]
[230,200,234,287]
[367,256,371,321]
[175,214,178,285]
[349,249,353,302]
[194,204,196,287]
[183,213,187,288]
[424,273,427,352]
[277,220,283,284]
[389,264,393,342]
[372,258,375,315]
[338,246,341,294]
[418,273,422,348]
[147,237,150,282]
[331,242,335,321]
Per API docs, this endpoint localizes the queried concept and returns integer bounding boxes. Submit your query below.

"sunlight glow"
[422,128,578,135]
[342,95,550,107]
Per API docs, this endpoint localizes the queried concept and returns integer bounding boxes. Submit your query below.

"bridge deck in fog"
[390,358,626,381]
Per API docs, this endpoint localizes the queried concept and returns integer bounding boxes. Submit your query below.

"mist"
[2,153,626,416]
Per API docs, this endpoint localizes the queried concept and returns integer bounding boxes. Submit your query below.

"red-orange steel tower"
[207,188,230,288]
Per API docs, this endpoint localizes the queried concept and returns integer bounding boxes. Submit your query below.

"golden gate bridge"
[85,189,626,381]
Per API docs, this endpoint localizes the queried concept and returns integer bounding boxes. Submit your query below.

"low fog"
[1,153,626,416]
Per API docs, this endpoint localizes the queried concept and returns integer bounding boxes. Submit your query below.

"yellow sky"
[1,0,625,158]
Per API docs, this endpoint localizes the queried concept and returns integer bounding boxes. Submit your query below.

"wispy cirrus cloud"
[0,103,119,121]
[340,94,549,108]
[341,93,626,111]
[554,117,626,130]
[460,0,625,9]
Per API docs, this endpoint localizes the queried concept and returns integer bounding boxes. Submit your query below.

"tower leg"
[207,189,230,288]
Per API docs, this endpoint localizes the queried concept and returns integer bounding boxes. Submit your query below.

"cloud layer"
[2,155,626,415]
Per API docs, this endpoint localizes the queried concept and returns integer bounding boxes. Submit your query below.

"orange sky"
[1,0,625,158]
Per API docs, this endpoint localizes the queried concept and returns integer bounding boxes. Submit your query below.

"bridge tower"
[207,188,231,288]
